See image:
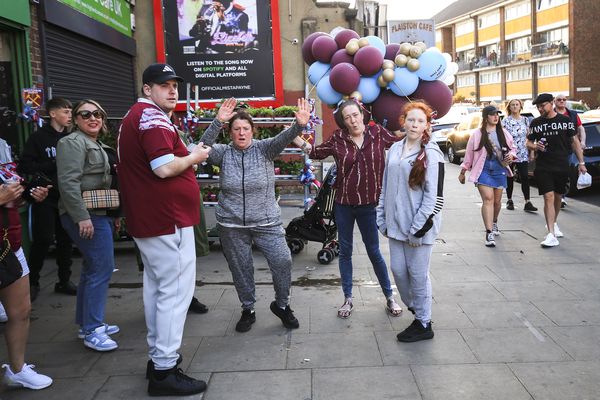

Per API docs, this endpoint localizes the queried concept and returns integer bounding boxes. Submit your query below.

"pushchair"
[285,165,339,264]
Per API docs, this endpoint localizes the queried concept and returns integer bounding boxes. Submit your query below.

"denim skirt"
[476,158,507,189]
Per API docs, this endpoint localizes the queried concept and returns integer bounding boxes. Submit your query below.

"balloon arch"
[303,29,458,131]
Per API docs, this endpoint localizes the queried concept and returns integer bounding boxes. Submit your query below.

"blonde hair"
[505,99,523,114]
[72,99,109,136]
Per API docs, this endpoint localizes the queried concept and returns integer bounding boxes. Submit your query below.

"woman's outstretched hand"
[295,98,311,127]
[217,97,237,123]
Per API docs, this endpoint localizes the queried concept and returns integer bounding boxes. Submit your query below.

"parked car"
[445,112,482,164]
[520,118,600,194]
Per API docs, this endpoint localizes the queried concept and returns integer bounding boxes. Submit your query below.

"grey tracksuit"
[376,140,445,324]
[199,119,304,309]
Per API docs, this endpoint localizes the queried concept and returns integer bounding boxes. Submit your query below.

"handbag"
[490,141,511,168]
[0,208,23,289]
[81,189,120,210]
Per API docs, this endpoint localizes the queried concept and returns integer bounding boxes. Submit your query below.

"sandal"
[386,297,403,317]
[337,298,353,319]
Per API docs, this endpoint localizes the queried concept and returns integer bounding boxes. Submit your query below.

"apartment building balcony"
[531,40,568,59]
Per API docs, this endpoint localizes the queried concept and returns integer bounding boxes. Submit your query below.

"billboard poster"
[159,0,283,107]
[387,20,435,47]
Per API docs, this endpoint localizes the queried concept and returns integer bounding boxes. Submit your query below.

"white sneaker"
[492,223,500,236]
[78,323,120,339]
[84,325,118,352]
[541,233,559,248]
[0,302,7,323]
[544,223,564,238]
[2,363,53,390]
[485,232,496,247]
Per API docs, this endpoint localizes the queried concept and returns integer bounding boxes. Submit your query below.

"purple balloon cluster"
[302,29,454,131]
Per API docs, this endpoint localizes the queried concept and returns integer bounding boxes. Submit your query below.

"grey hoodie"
[376,140,445,245]
[200,119,304,227]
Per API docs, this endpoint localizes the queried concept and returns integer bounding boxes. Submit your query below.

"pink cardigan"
[460,128,516,183]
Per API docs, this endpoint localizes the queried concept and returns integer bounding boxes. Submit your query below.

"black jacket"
[18,124,70,205]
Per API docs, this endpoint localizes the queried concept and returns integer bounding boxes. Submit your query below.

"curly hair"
[399,101,433,189]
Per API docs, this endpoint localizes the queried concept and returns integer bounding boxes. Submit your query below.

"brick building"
[435,0,600,107]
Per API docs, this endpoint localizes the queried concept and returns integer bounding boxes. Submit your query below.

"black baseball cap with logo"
[482,105,500,117]
[142,63,184,84]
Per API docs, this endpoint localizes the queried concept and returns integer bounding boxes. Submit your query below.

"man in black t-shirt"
[526,93,587,248]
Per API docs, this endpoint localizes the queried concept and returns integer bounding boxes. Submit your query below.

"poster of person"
[178,0,258,54]
[163,0,281,104]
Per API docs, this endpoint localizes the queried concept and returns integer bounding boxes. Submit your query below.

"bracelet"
[578,162,585,165]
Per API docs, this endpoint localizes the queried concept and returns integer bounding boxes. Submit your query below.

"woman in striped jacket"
[376,101,445,342]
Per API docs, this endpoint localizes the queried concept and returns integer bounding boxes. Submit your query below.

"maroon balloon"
[329,63,360,95]
[371,90,409,131]
[302,32,328,65]
[334,29,360,49]
[384,43,400,60]
[410,80,453,119]
[353,46,384,76]
[312,35,339,63]
[330,49,354,67]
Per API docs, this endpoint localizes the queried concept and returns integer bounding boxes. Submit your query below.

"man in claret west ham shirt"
[308,99,404,320]
[117,64,211,397]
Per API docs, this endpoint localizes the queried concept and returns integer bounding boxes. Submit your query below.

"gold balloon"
[377,75,388,87]
[394,54,408,67]
[382,68,395,82]
[414,41,427,51]
[399,42,412,56]
[406,58,420,71]
[342,95,350,100]
[409,46,423,58]
[349,91,362,101]
[382,60,395,70]
[345,39,360,55]
[358,38,370,48]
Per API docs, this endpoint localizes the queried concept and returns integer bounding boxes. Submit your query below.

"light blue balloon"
[316,74,343,105]
[389,67,419,97]
[357,75,381,104]
[366,35,386,57]
[416,50,447,81]
[308,62,331,85]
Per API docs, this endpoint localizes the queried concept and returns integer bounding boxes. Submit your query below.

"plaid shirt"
[310,123,401,205]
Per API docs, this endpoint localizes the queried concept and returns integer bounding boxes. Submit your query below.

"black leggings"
[506,161,530,200]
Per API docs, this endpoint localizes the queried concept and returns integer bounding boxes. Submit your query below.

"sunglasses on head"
[77,110,104,120]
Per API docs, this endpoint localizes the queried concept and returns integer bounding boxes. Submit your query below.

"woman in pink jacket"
[458,106,516,247]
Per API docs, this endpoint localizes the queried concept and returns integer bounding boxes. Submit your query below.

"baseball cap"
[142,63,183,85]
[532,93,554,105]
[482,105,500,117]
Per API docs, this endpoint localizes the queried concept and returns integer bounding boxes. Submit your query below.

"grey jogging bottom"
[218,223,292,310]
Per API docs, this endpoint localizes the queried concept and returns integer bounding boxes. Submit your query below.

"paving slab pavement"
[1,162,599,399]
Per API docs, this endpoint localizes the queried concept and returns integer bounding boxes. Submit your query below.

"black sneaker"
[148,367,207,397]
[146,354,183,380]
[54,281,77,295]
[524,201,538,212]
[188,297,208,314]
[30,284,40,302]
[235,309,256,332]
[397,319,434,342]
[270,301,299,329]
[506,199,514,210]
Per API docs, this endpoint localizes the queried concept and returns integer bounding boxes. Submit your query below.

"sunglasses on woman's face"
[77,110,103,120]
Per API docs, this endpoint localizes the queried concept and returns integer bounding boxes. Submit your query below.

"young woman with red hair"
[376,101,445,342]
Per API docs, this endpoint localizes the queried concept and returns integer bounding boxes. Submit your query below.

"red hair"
[399,101,433,189]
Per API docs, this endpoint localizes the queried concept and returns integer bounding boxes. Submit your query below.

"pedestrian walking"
[458,105,516,247]
[117,63,211,396]
[501,99,537,212]
[526,93,587,247]
[376,101,444,342]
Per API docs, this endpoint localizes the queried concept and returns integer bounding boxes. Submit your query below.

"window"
[507,36,531,56]
[505,1,531,21]
[479,71,501,84]
[538,60,569,77]
[457,75,475,87]
[506,66,532,81]
[435,30,442,42]
[478,11,500,29]
[536,0,568,12]
[456,20,474,36]
[538,27,569,45]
